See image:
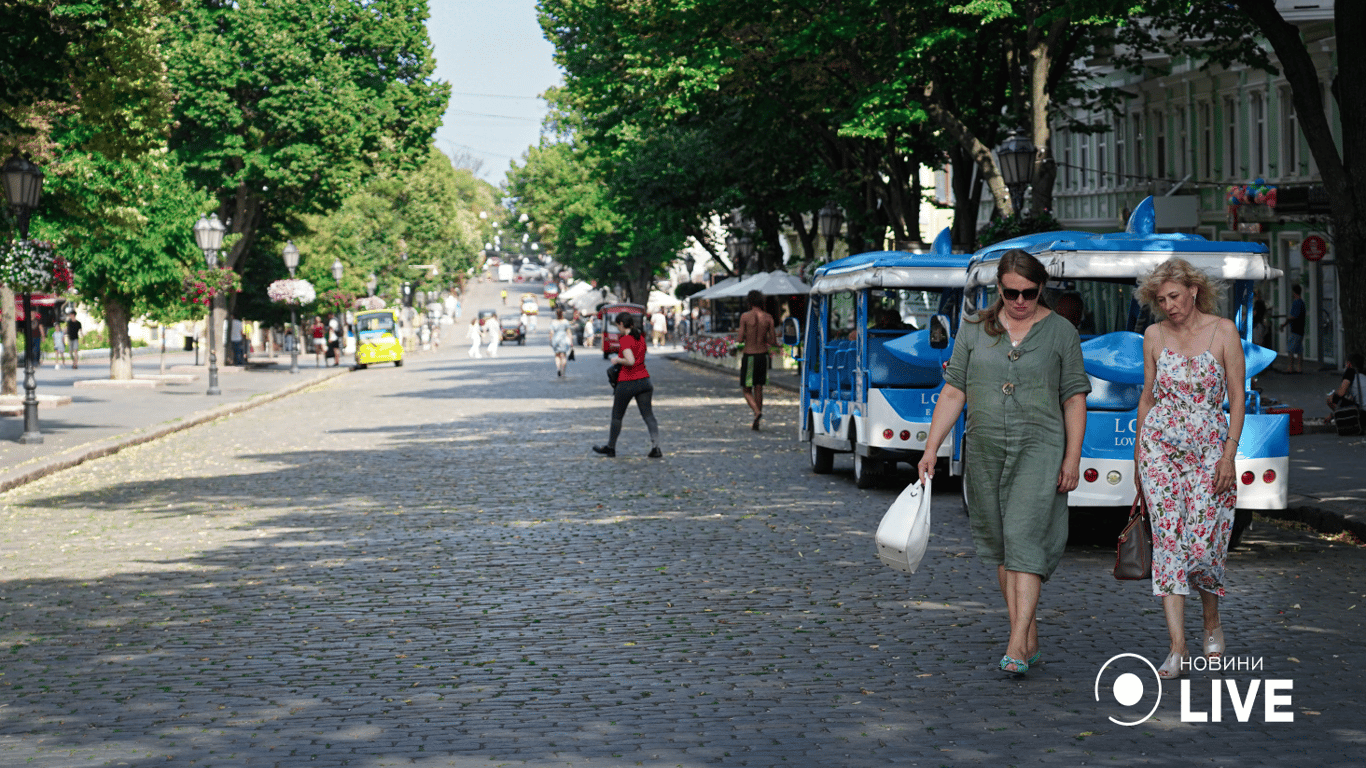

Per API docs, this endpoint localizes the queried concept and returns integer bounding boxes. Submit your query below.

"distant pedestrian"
[229,317,244,365]
[51,320,67,368]
[65,308,82,369]
[1325,351,1363,423]
[736,290,777,430]
[311,317,325,367]
[1281,284,1305,373]
[467,318,482,358]
[483,312,500,358]
[550,307,572,377]
[651,310,667,347]
[593,312,661,458]
[326,313,343,367]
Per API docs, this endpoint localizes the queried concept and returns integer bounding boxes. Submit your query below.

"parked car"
[354,308,404,368]
[800,229,969,487]
[960,196,1286,545]
[500,314,526,345]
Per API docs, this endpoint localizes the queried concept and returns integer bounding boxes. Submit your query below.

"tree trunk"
[1028,18,1068,215]
[788,211,817,263]
[104,297,134,380]
[1,285,16,395]
[949,146,984,250]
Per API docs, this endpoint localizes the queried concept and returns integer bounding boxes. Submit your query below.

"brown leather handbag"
[1114,494,1153,580]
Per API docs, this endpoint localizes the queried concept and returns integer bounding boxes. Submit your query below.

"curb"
[0,367,350,495]
[669,354,1364,541]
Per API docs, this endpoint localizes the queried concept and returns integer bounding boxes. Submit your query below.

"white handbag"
[875,478,932,573]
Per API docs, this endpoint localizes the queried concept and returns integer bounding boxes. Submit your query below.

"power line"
[446,108,542,122]
[450,91,545,101]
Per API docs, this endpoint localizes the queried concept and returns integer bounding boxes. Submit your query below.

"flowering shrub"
[316,288,355,312]
[355,295,386,310]
[182,268,242,306]
[682,334,740,359]
[267,278,316,305]
[0,240,72,292]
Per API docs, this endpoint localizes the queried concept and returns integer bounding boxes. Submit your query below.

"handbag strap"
[1130,492,1147,519]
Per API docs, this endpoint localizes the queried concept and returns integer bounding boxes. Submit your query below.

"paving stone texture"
[0,284,1362,767]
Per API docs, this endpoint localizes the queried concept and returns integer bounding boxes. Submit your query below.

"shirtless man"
[736,290,777,430]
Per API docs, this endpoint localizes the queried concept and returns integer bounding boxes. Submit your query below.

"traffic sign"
[1302,235,1327,261]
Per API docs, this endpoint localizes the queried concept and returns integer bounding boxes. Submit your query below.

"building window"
[1176,106,1188,178]
[1223,96,1238,179]
[1080,132,1091,189]
[1281,86,1299,176]
[1133,113,1145,182]
[1061,130,1073,189]
[1115,119,1126,186]
[1097,127,1109,188]
[1153,110,1166,179]
[1198,102,1213,180]
[1250,91,1267,178]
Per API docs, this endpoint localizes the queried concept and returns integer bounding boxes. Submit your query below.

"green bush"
[31,329,148,353]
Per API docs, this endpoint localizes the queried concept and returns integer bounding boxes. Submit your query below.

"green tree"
[164,0,449,329]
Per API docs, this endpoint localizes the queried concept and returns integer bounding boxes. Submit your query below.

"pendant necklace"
[1001,311,1034,347]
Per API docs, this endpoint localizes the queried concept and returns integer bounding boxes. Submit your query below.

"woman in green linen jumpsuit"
[918,250,1089,676]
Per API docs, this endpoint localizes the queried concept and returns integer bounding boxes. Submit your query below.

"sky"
[425,1,563,185]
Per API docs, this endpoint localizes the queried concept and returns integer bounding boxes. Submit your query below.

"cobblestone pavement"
[1,296,1363,766]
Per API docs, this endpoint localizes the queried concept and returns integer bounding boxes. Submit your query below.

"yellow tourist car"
[355,308,404,368]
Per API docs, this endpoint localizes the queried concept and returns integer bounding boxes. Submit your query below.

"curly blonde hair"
[1135,257,1223,319]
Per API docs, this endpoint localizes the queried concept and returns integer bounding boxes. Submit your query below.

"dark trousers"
[608,377,660,449]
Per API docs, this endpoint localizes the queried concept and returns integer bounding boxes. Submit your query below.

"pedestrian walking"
[467,317,482,358]
[651,310,667,347]
[917,249,1090,676]
[483,312,500,358]
[550,307,572,377]
[1134,258,1246,680]
[50,320,67,368]
[736,290,777,430]
[593,312,662,458]
[1281,284,1305,373]
[65,308,82,369]
[311,317,325,367]
[327,313,343,367]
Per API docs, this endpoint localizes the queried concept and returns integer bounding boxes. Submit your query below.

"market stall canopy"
[689,276,740,301]
[707,270,811,299]
[559,281,593,302]
[13,293,62,321]
[647,289,683,308]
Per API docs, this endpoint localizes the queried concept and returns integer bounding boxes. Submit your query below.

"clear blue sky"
[426,1,563,185]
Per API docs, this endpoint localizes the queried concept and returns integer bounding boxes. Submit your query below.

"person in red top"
[593,312,662,458]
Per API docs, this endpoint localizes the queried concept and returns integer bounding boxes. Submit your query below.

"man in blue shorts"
[1281,284,1305,373]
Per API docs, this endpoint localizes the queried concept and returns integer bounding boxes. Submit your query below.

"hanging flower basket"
[182,267,242,307]
[355,296,386,311]
[0,240,73,292]
[316,288,355,313]
[267,278,316,305]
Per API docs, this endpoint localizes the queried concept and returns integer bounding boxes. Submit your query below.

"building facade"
[1051,12,1342,366]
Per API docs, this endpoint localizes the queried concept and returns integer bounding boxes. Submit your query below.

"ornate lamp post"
[818,201,844,262]
[2,150,46,443]
[995,129,1036,217]
[735,235,755,274]
[192,213,226,395]
[282,241,300,374]
[366,272,378,297]
[331,258,344,286]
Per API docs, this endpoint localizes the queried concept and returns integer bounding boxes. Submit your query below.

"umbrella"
[647,289,683,309]
[689,276,740,301]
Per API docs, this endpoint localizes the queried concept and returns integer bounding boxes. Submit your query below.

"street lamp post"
[818,201,844,262]
[2,150,46,443]
[331,259,344,286]
[193,213,226,395]
[995,129,1036,217]
[366,273,378,297]
[282,241,300,374]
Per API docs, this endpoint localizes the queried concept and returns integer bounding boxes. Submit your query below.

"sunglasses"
[1000,287,1040,301]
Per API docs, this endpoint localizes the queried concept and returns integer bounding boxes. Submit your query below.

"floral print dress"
[1138,346,1237,597]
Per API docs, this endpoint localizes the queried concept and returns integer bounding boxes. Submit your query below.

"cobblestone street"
[1,329,1362,767]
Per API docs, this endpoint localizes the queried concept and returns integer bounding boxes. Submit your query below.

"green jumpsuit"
[944,311,1090,579]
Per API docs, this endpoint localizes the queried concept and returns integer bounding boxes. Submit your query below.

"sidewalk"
[673,350,1366,539]
[0,348,350,493]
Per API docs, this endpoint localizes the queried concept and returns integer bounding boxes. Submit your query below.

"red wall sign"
[1302,235,1327,262]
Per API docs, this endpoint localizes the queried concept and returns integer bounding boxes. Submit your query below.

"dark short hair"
[1292,284,1302,295]
[747,290,764,308]
[1349,352,1365,369]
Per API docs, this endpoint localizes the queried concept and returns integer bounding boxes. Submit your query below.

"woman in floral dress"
[1135,258,1246,680]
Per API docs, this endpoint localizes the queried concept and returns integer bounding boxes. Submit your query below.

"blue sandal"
[1028,650,1042,666]
[999,654,1030,675]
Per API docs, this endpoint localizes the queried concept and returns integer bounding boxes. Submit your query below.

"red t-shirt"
[617,333,649,382]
